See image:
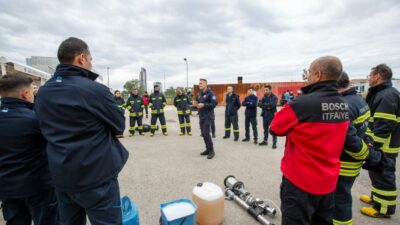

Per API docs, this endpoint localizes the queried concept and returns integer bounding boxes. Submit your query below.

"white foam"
[162,202,196,221]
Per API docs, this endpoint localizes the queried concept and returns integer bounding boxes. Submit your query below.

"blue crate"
[160,199,197,225]
[121,196,139,225]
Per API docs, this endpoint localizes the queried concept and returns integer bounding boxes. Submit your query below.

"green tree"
[302,68,308,80]
[122,79,144,98]
[164,86,177,98]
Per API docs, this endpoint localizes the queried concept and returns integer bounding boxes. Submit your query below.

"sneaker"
[359,195,373,205]
[360,207,391,218]
[242,138,250,142]
[222,136,230,139]
[259,141,268,146]
[272,143,277,149]
[200,150,209,156]
[207,152,215,159]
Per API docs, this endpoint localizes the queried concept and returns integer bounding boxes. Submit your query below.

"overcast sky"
[1,0,399,90]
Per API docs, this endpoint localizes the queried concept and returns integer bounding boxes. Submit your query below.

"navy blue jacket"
[259,93,278,120]
[0,98,52,198]
[35,64,129,192]
[197,88,217,120]
[242,94,258,118]
[225,93,241,117]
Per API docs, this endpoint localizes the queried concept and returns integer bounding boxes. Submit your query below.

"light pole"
[107,67,110,88]
[184,58,188,91]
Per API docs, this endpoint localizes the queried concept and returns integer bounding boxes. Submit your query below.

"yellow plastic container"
[192,182,224,225]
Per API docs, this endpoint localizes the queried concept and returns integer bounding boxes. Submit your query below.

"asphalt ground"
[1,106,399,225]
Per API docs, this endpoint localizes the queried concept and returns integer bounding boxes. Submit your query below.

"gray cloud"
[0,0,399,90]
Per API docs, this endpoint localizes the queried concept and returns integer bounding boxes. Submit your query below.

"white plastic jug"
[192,182,224,225]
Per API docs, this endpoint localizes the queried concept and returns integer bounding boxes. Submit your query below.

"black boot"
[222,136,230,139]
[272,143,277,149]
[254,139,258,144]
[242,138,250,142]
[259,141,268,146]
[200,150,209,156]
[207,150,215,159]
[212,134,216,138]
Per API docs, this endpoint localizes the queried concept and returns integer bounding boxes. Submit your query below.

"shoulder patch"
[212,96,216,100]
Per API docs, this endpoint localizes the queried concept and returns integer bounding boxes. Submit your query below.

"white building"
[1,57,51,86]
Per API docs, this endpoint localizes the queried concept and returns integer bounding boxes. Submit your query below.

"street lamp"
[184,58,188,91]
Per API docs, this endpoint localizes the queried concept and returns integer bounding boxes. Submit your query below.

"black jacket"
[115,96,125,109]
[259,93,278,120]
[35,64,129,192]
[0,98,52,198]
[365,81,400,158]
[149,92,166,114]
[174,94,191,115]
[126,94,144,117]
[242,94,258,118]
[339,87,370,177]
[197,88,217,120]
[225,93,241,117]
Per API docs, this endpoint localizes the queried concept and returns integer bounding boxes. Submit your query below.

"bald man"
[270,56,350,225]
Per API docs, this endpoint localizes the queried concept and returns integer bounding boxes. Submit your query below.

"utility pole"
[184,58,188,91]
[107,67,110,88]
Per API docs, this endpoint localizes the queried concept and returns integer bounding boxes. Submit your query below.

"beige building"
[26,56,58,74]
[1,57,51,86]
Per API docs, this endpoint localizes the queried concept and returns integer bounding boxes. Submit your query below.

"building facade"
[26,56,58,74]
[139,67,147,92]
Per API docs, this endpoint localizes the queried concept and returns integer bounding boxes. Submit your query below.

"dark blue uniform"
[259,93,278,145]
[174,93,192,135]
[126,94,145,136]
[0,98,58,225]
[242,94,258,142]
[35,64,129,225]
[198,88,217,157]
[224,93,241,140]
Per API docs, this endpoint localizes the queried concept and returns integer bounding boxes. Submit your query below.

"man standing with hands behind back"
[197,79,217,159]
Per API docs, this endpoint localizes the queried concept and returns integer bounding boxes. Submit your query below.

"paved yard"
[1,106,399,225]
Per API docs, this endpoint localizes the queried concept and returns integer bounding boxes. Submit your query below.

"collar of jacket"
[0,97,34,110]
[301,80,338,95]
[55,64,99,81]
[130,94,139,98]
[201,88,210,95]
[341,87,357,97]
[366,80,392,102]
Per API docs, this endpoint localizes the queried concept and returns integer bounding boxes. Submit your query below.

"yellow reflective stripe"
[374,112,398,122]
[333,219,353,225]
[130,112,137,116]
[150,125,157,129]
[372,195,397,207]
[368,117,374,123]
[176,99,181,102]
[138,126,143,129]
[160,109,164,113]
[185,109,191,113]
[371,134,388,144]
[225,128,232,130]
[186,123,191,127]
[344,141,369,160]
[233,130,240,133]
[340,161,363,169]
[372,187,397,197]
[339,170,360,177]
[353,110,370,124]
[179,124,185,128]
[161,125,167,128]
[178,110,183,115]
[129,126,136,131]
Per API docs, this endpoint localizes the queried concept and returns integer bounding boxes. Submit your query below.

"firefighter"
[259,84,277,148]
[270,56,350,225]
[35,37,128,225]
[333,72,371,225]
[197,79,217,159]
[360,64,399,218]
[242,86,258,144]
[0,74,58,225]
[223,86,241,141]
[126,88,145,136]
[149,84,168,136]
[114,90,125,109]
[174,87,192,136]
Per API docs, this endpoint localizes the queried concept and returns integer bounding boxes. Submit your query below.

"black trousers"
[151,113,167,133]
[178,114,191,133]
[245,116,258,140]
[224,115,239,139]
[144,105,148,116]
[129,116,143,135]
[263,116,276,144]
[333,175,357,224]
[368,156,397,215]
[200,118,214,153]
[281,177,334,225]
[56,178,122,225]
[1,189,58,225]
[211,120,215,135]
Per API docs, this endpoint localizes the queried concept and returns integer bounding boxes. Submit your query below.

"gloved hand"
[362,147,395,172]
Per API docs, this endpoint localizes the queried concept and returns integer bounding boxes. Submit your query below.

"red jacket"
[142,95,149,106]
[271,81,350,195]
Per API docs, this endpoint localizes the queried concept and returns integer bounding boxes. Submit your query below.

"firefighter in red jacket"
[270,56,350,225]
